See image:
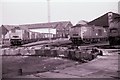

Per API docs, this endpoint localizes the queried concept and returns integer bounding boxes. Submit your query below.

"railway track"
[8,38,119,50]
[95,45,120,49]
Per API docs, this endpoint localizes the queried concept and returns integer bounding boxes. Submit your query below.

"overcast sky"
[0,0,119,25]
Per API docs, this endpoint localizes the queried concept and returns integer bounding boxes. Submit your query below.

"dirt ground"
[2,56,79,78]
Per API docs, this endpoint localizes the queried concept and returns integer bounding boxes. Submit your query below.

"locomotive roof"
[71,24,87,28]
[19,21,72,29]
[88,12,120,28]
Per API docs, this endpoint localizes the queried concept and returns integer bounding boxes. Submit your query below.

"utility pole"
[47,0,51,41]
[47,0,50,23]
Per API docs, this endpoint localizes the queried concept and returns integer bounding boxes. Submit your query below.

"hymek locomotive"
[69,24,108,45]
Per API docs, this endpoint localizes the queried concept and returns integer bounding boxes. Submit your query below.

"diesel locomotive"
[69,24,108,45]
[108,13,120,45]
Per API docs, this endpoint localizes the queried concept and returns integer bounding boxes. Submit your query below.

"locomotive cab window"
[13,36,19,38]
[110,28,118,33]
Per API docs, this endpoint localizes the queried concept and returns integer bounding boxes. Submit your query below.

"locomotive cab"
[10,27,23,46]
[69,25,83,46]
[10,35,22,46]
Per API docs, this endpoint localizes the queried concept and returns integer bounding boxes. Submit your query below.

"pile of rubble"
[1,46,103,62]
[0,47,35,56]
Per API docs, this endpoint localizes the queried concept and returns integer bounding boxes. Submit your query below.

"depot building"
[20,21,73,38]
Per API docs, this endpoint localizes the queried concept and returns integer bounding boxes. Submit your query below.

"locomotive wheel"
[75,51,82,61]
[68,52,72,60]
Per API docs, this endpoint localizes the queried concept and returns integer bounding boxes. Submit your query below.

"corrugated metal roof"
[20,21,72,29]
[88,12,120,27]
[1,25,29,31]
[0,21,72,35]
[2,25,16,31]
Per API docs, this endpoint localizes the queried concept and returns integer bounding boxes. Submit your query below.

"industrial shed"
[20,21,73,38]
[88,12,120,28]
[87,12,120,37]
[0,25,15,46]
